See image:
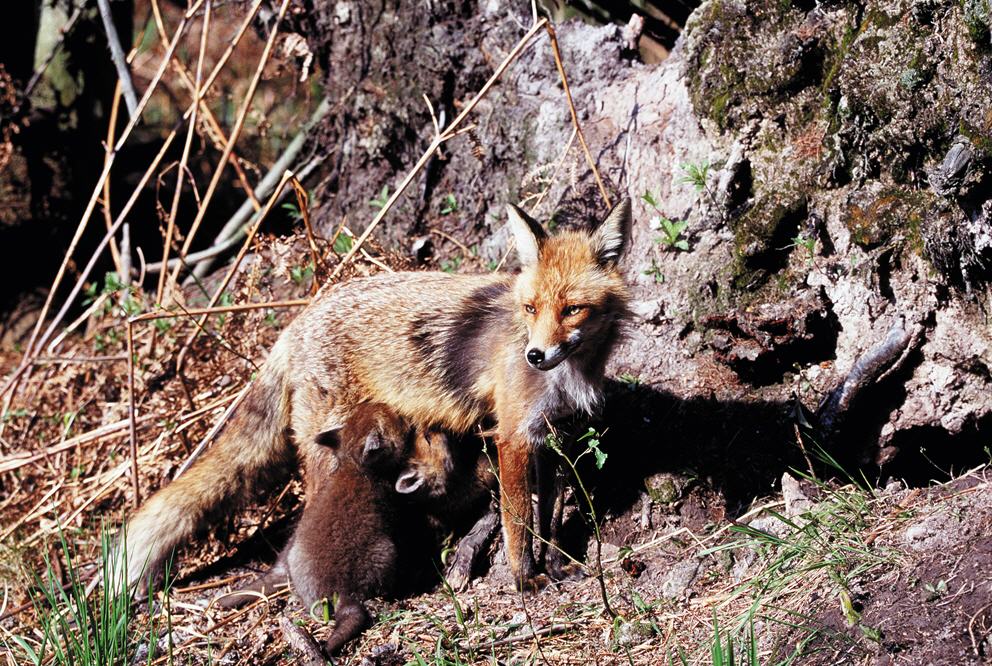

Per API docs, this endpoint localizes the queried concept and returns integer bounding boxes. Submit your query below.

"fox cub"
[218,403,421,653]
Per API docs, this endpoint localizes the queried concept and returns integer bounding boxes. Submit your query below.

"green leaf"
[103,272,124,293]
[369,185,391,209]
[860,624,883,643]
[839,588,860,626]
[333,232,354,254]
[440,193,458,215]
[641,190,659,208]
[10,635,41,665]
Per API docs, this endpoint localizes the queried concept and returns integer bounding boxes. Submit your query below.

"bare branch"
[96,0,139,117]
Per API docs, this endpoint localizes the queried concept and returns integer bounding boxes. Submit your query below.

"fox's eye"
[524,304,536,315]
[563,305,584,317]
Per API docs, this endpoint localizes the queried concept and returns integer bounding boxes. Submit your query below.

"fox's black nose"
[526,349,545,366]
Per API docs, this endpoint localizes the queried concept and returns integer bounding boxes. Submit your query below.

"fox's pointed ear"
[506,204,546,267]
[591,198,631,267]
[314,426,342,449]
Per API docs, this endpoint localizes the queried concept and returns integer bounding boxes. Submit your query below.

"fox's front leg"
[495,436,539,589]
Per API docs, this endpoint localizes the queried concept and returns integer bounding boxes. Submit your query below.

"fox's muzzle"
[525,340,576,371]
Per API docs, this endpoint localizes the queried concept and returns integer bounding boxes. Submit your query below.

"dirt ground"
[1,232,989,665]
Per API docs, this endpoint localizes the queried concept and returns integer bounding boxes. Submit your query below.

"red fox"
[122,199,631,590]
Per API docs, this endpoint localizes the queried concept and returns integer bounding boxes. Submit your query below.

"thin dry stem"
[545,22,612,210]
[173,171,297,369]
[163,0,292,300]
[126,320,139,503]
[11,12,191,385]
[289,176,324,288]
[101,81,125,275]
[157,0,213,307]
[20,0,266,373]
[131,299,309,323]
[150,0,262,217]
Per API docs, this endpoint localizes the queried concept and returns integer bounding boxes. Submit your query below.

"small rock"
[661,558,701,599]
[599,542,620,562]
[747,515,791,539]
[644,472,690,505]
[883,479,904,495]
[622,14,644,52]
[358,642,403,666]
[782,473,813,517]
[928,136,974,197]
[615,619,655,648]
[333,2,351,25]
[903,521,932,544]
[732,550,755,583]
[630,298,663,322]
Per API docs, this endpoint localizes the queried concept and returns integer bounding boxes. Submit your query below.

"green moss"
[711,90,732,129]
[962,0,992,43]
[733,192,805,259]
[821,23,858,94]
[959,116,992,156]
[843,189,927,250]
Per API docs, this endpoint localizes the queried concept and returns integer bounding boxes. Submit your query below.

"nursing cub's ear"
[591,198,631,267]
[506,204,547,267]
[394,469,425,495]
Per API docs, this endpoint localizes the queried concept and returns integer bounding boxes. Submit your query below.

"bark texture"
[286,0,992,482]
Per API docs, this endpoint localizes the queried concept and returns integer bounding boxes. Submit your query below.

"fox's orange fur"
[122,199,631,590]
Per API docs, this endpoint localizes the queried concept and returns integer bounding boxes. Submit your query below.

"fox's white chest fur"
[522,359,602,444]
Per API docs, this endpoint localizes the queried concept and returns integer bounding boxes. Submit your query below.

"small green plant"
[657,218,690,251]
[83,272,145,318]
[290,262,315,285]
[643,189,691,251]
[923,579,948,601]
[280,200,303,222]
[617,372,642,388]
[579,427,608,470]
[710,614,759,666]
[440,256,463,273]
[2,408,29,422]
[678,160,712,193]
[333,231,354,254]
[215,292,234,327]
[440,193,459,215]
[93,329,122,353]
[791,232,816,258]
[8,522,175,666]
[643,259,665,283]
[546,427,615,618]
[369,185,391,210]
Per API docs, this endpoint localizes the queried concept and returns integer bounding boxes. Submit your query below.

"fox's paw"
[547,561,586,583]
[513,573,550,593]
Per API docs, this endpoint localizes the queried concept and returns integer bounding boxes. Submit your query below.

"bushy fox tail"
[122,335,294,589]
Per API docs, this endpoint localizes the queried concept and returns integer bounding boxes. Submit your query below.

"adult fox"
[123,199,631,590]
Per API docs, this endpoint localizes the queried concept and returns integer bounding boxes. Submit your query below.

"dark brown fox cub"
[219,403,500,654]
[219,403,421,654]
